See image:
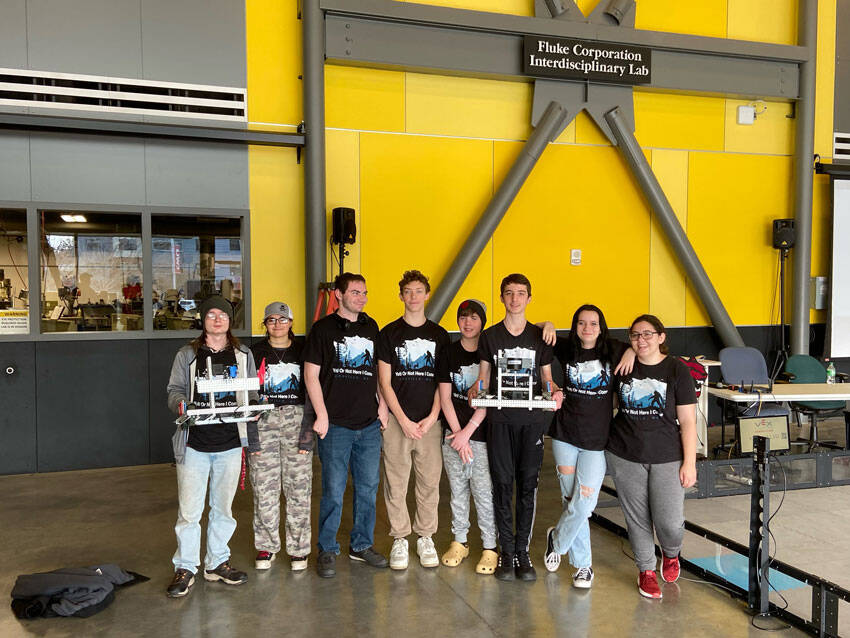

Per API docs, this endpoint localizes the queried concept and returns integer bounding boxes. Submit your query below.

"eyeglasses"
[206,312,229,321]
[629,330,659,341]
[265,317,291,325]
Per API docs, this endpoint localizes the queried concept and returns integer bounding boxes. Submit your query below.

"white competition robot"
[470,352,556,411]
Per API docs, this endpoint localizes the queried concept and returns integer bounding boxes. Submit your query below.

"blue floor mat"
[689,554,807,591]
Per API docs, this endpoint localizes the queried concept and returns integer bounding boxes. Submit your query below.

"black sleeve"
[437,344,451,382]
[376,326,393,364]
[477,330,493,364]
[539,340,554,367]
[608,338,629,363]
[250,342,265,370]
[302,325,325,366]
[673,360,698,405]
[553,336,571,363]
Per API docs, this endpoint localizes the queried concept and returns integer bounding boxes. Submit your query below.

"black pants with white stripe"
[486,420,547,555]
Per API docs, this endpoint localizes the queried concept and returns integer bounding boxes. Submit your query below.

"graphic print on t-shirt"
[333,335,375,376]
[265,362,300,393]
[450,362,479,398]
[195,363,237,406]
[619,377,667,418]
[394,338,436,378]
[566,360,611,397]
[495,347,536,388]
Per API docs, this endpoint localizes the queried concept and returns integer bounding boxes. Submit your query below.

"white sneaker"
[573,566,594,589]
[417,536,439,568]
[389,538,409,570]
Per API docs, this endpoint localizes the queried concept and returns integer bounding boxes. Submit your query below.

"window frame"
[0,201,251,342]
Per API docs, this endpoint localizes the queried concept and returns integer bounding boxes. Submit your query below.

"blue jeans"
[551,439,606,569]
[173,446,242,573]
[317,420,382,554]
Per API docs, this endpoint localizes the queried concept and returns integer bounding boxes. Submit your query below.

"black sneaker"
[203,561,247,585]
[349,546,389,568]
[494,552,515,582]
[166,568,194,598]
[515,551,537,582]
[317,550,336,578]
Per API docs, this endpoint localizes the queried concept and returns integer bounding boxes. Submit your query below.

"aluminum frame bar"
[604,106,745,348]
[425,101,568,321]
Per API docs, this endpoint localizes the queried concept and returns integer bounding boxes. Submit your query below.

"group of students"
[164,270,697,601]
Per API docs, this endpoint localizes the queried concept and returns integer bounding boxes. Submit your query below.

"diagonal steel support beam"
[425,101,568,321]
[604,106,744,348]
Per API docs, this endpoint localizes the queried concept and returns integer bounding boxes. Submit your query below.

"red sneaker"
[661,555,680,583]
[638,570,662,598]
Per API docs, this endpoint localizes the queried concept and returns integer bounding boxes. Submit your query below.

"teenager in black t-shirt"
[377,270,449,570]
[437,299,498,574]
[303,273,389,578]
[605,314,697,600]
[248,301,313,572]
[471,273,560,582]
[542,304,634,589]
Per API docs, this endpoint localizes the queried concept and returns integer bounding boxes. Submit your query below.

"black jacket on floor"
[10,564,148,619]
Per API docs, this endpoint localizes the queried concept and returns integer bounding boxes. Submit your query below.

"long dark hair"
[566,304,612,364]
[630,314,669,355]
[191,328,241,353]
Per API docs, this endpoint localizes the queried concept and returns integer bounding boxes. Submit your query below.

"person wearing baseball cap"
[437,299,499,574]
[248,301,313,573]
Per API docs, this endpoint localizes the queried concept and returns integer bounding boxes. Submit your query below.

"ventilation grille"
[835,132,850,162]
[0,67,246,123]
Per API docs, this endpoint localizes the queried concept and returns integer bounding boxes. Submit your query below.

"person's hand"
[679,461,697,488]
[313,414,329,439]
[298,449,309,455]
[458,443,474,464]
[553,389,564,410]
[446,426,473,452]
[417,415,437,436]
[378,404,389,430]
[399,417,423,440]
[250,451,261,456]
[541,321,557,346]
[614,348,636,375]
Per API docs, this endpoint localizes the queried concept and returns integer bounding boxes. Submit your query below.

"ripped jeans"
[550,439,606,569]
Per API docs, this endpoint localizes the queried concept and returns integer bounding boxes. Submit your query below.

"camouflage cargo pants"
[248,405,313,556]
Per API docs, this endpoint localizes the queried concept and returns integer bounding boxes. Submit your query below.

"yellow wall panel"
[575,111,612,146]
[635,0,727,38]
[359,133,495,330]
[815,0,837,158]
[724,100,794,156]
[492,142,651,329]
[406,73,533,140]
[246,0,301,128]
[249,146,305,333]
[401,0,533,16]
[727,0,796,45]
[326,130,361,278]
[649,150,688,325]
[635,92,725,151]
[685,153,793,327]
[325,66,405,132]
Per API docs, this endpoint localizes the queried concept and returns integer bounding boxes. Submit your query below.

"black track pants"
[486,420,547,555]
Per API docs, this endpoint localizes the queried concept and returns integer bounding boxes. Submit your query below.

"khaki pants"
[381,414,443,538]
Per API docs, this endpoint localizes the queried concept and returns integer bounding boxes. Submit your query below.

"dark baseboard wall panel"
[0,341,37,474]
[148,338,192,464]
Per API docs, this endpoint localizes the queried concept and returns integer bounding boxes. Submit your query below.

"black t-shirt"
[302,312,379,429]
[188,346,241,453]
[550,338,628,450]
[251,338,305,406]
[377,317,449,422]
[606,356,697,464]
[477,321,554,426]
[437,339,488,443]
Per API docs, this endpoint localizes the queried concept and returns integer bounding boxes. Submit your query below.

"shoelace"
[575,567,592,580]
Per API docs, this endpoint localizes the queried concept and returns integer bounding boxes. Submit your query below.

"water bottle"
[826,360,836,384]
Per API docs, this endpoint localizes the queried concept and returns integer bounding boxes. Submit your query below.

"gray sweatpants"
[442,440,497,548]
[605,451,684,572]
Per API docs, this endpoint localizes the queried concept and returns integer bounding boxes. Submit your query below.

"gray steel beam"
[425,101,568,322]
[604,106,745,348]
[303,0,328,324]
[791,0,818,355]
[325,14,800,99]
[0,113,305,147]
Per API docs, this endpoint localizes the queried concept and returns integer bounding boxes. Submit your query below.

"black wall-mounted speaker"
[772,218,795,249]
[332,207,356,245]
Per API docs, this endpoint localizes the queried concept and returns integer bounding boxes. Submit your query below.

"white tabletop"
[706,383,850,403]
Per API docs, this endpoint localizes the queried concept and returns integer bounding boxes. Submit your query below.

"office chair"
[716,347,790,455]
[782,354,848,451]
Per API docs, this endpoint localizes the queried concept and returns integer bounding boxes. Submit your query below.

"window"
[40,211,143,332]
[152,215,243,331]
[0,209,28,335]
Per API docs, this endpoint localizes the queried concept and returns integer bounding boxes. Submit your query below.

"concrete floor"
[2,442,816,638]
